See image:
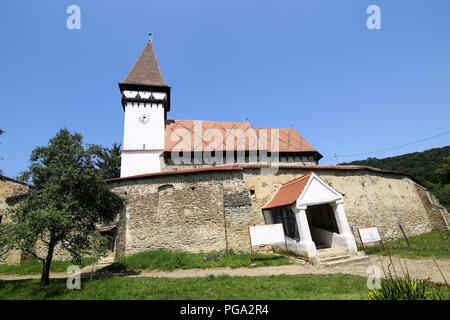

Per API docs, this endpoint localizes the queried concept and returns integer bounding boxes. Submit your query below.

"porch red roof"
[262,172,313,210]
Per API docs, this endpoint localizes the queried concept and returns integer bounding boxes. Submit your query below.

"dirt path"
[0,256,449,284]
[126,256,450,283]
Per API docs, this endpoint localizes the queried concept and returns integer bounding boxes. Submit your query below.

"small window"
[249,189,255,196]
[271,206,300,241]
[0,215,2,224]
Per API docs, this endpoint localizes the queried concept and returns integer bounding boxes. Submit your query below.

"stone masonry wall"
[222,177,259,251]
[109,171,255,259]
[0,178,72,264]
[0,178,30,264]
[109,167,443,259]
[413,183,449,230]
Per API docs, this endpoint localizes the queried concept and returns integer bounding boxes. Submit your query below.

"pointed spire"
[120,38,168,87]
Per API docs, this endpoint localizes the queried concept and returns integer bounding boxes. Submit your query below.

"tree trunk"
[40,244,55,286]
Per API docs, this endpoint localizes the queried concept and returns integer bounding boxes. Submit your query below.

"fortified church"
[105,39,449,263]
[1,39,449,265]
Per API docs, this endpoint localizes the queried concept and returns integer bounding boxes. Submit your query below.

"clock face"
[138,113,150,124]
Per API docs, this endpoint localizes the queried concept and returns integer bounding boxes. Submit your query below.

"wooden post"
[284,234,290,260]
[398,224,411,248]
[248,227,255,264]
[379,232,388,255]
[357,228,366,254]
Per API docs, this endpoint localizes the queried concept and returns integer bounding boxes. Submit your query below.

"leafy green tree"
[0,129,125,286]
[342,146,450,186]
[95,143,121,179]
[435,156,450,185]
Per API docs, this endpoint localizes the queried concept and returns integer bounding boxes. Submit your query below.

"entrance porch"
[262,172,358,263]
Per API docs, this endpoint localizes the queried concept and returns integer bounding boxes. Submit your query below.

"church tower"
[119,38,171,177]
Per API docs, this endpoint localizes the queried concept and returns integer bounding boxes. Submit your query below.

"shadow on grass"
[0,278,69,300]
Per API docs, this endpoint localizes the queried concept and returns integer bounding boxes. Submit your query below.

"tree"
[95,143,121,179]
[0,129,125,286]
[435,156,450,185]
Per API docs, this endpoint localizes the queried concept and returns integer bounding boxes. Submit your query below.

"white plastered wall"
[122,101,165,150]
[120,150,163,177]
[121,95,166,177]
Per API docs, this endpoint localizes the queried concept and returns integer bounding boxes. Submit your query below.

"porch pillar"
[331,199,357,253]
[294,205,317,258]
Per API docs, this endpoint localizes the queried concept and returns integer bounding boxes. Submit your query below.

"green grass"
[105,249,291,272]
[0,258,95,275]
[359,229,450,259]
[0,274,375,300]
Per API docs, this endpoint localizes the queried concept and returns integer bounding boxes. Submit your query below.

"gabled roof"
[262,172,312,209]
[164,120,319,153]
[120,40,168,87]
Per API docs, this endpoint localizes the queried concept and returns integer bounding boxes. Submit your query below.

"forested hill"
[341,146,450,186]
[341,145,450,210]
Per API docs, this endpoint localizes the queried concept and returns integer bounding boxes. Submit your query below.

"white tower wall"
[120,96,166,177]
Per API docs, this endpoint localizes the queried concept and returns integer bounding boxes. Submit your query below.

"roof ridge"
[281,172,312,187]
[166,119,252,125]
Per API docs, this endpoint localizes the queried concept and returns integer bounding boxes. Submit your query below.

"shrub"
[368,275,446,300]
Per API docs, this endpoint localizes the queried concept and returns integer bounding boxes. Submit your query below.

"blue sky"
[0,1,449,177]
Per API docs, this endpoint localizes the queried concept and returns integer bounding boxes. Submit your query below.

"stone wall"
[0,177,30,264]
[412,183,449,230]
[108,166,449,260]
[0,178,73,264]
[222,177,258,251]
[109,171,254,259]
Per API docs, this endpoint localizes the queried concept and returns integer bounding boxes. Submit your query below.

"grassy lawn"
[105,249,291,272]
[0,258,95,275]
[0,274,373,300]
[360,229,450,259]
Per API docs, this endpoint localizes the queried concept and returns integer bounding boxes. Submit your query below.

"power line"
[321,129,450,164]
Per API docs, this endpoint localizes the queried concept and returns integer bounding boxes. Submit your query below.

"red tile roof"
[164,120,317,153]
[262,172,313,209]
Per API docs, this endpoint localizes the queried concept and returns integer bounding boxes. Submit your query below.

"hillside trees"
[342,146,450,210]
